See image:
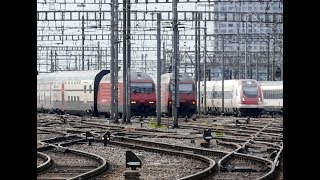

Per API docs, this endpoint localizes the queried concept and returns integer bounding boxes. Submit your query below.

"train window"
[263,90,283,99]
[89,85,92,93]
[178,84,193,93]
[225,91,233,99]
[131,83,153,93]
[242,81,258,98]
[84,85,87,93]
[77,96,80,101]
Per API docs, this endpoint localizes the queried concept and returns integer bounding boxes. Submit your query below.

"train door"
[50,82,52,106]
[232,86,237,109]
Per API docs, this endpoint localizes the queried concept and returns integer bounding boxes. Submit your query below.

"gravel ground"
[139,137,235,152]
[37,113,283,179]
[38,148,99,166]
[37,157,45,167]
[37,148,100,179]
[68,143,208,180]
[205,172,267,180]
[224,157,267,170]
[37,131,64,141]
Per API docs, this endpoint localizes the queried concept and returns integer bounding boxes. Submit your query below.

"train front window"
[179,84,193,93]
[242,80,258,98]
[131,83,154,93]
[170,83,193,93]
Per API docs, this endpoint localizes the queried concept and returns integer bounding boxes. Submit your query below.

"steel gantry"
[37,0,283,117]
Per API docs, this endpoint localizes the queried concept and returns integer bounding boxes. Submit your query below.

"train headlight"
[169,101,172,104]
[192,101,196,104]
[131,101,136,104]
[242,98,245,102]
[149,101,154,104]
[258,97,261,101]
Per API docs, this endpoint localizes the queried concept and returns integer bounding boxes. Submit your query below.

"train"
[159,73,196,117]
[37,70,156,117]
[199,79,264,117]
[259,81,283,116]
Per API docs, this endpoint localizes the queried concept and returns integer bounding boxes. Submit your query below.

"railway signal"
[102,131,111,146]
[126,150,142,170]
[86,131,94,146]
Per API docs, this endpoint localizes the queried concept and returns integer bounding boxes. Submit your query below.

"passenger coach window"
[84,85,87,93]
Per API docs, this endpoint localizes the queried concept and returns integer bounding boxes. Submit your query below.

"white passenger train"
[199,79,264,117]
[259,81,283,116]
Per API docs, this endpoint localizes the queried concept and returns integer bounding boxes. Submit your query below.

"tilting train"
[199,79,264,117]
[259,81,283,116]
[159,73,196,117]
[37,70,156,117]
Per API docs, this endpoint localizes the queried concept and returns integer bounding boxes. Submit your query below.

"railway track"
[36,113,283,179]
[37,135,109,180]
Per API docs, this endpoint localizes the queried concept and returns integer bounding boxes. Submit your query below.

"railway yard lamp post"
[172,0,179,128]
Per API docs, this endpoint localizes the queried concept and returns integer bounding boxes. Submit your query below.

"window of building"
[77,96,80,101]
[68,96,70,101]
[220,23,226,28]
[71,96,73,101]
[74,96,76,101]
[84,85,87,93]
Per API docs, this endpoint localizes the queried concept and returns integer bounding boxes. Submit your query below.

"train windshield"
[170,83,194,93]
[131,83,154,93]
[242,80,258,98]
